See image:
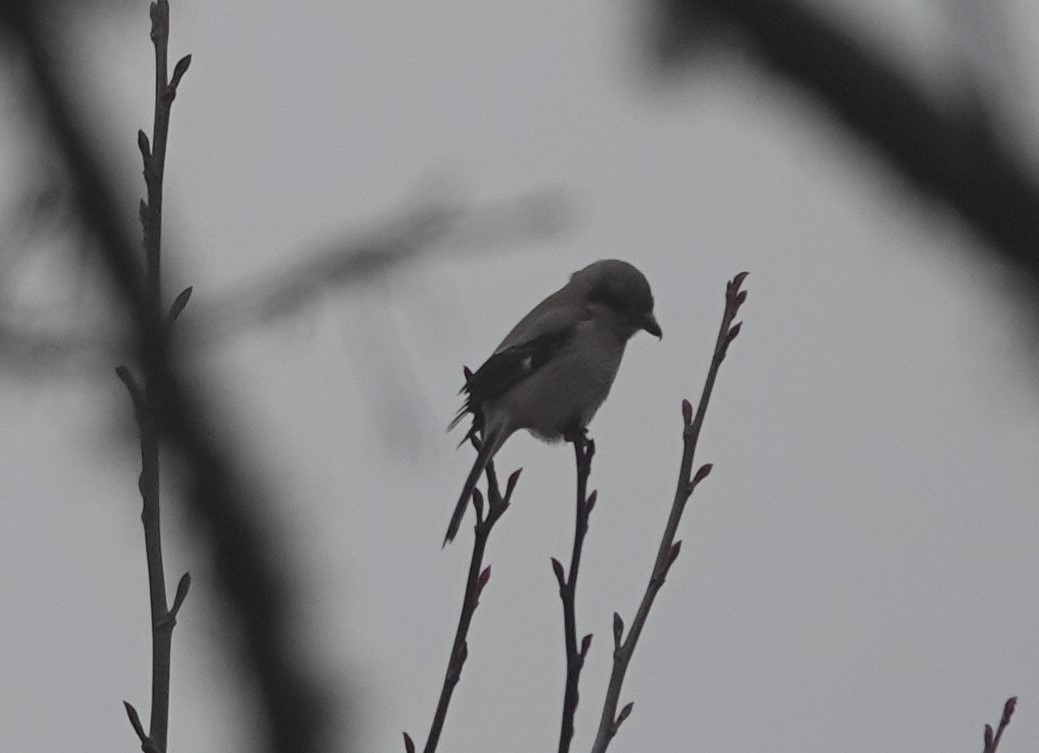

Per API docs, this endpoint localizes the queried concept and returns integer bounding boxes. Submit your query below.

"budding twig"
[421,437,521,753]
[982,696,1017,753]
[554,434,596,753]
[590,272,749,753]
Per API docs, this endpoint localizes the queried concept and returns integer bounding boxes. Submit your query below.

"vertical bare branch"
[590,272,748,753]
[417,446,522,753]
[553,435,596,753]
[0,5,335,752]
[118,3,194,751]
[982,697,1017,753]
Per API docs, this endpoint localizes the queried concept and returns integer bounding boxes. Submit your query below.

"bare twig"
[553,435,596,753]
[590,272,748,753]
[118,4,193,751]
[420,441,522,753]
[982,697,1017,753]
[0,5,334,752]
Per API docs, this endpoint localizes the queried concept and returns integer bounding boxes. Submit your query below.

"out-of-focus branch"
[981,696,1017,753]
[185,188,566,345]
[0,5,334,752]
[114,3,194,751]
[0,188,566,373]
[552,435,596,753]
[590,272,748,753]
[654,0,1039,289]
[411,443,521,753]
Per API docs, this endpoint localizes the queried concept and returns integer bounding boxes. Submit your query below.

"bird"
[444,259,661,545]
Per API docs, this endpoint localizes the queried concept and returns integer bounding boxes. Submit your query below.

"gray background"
[1,1,1038,751]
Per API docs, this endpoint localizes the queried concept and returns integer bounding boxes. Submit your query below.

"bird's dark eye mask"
[587,281,628,313]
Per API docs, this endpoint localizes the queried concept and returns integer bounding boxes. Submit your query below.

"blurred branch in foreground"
[0,3,334,752]
[0,186,568,372]
[650,0,1039,290]
[184,187,568,345]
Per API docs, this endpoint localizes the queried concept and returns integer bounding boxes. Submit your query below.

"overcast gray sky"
[2,1,1039,752]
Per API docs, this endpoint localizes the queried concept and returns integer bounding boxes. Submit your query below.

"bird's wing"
[494,286,580,351]
[448,303,587,432]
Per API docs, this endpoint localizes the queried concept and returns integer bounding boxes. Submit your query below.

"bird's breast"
[492,326,626,441]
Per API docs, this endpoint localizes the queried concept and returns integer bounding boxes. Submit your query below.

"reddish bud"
[668,540,682,567]
[693,463,713,486]
[479,566,491,588]
[733,271,749,288]
[585,489,598,514]
[736,289,747,306]
[123,701,146,742]
[505,468,523,499]
[617,701,634,725]
[612,612,624,648]
[550,557,565,585]
[170,572,191,618]
[403,732,416,753]
[137,129,151,158]
[727,321,742,342]
[170,54,192,90]
[681,399,693,425]
[984,725,994,746]
[580,633,593,657]
[1003,697,1018,722]
[168,286,193,324]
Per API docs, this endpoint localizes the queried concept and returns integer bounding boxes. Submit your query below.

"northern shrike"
[444,259,661,544]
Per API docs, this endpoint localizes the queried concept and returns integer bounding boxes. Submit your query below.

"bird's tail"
[443,426,505,546]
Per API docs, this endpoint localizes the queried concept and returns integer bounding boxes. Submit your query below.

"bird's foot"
[563,426,589,445]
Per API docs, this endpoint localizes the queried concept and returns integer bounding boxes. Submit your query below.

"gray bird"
[445,259,661,544]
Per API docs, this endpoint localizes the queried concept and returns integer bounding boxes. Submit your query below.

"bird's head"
[575,259,662,341]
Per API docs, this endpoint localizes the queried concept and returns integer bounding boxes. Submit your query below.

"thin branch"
[590,272,748,753]
[132,3,191,750]
[982,696,1017,753]
[183,189,566,347]
[422,441,522,753]
[0,5,334,752]
[554,434,596,753]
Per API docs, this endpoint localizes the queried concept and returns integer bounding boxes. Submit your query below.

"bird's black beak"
[641,313,662,339]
